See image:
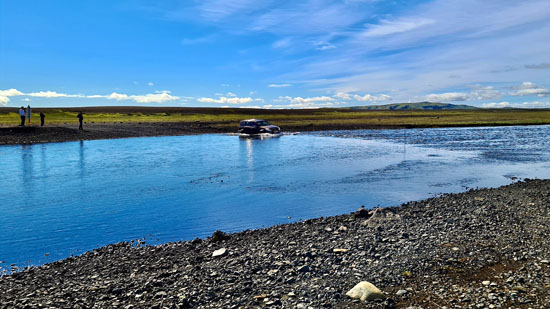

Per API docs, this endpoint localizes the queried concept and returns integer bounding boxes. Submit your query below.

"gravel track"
[1,179,549,308]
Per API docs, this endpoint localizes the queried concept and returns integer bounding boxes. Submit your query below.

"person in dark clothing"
[40,112,45,126]
[19,106,26,126]
[77,112,83,130]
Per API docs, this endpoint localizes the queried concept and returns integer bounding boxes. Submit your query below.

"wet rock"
[354,206,370,218]
[211,230,229,242]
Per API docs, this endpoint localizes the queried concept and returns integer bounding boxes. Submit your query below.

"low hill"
[345,102,478,110]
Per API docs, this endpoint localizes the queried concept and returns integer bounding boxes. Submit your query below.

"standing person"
[77,111,83,130]
[40,112,45,126]
[19,106,26,126]
[27,105,32,125]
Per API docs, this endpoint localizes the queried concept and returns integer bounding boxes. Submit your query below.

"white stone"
[396,289,408,296]
[333,248,349,253]
[212,248,227,257]
[346,281,385,302]
[482,281,491,286]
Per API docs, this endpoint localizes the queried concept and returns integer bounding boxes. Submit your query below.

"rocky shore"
[1,179,549,308]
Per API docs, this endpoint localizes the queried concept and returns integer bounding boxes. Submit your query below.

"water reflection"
[20,145,34,204]
[79,140,85,180]
[243,138,254,182]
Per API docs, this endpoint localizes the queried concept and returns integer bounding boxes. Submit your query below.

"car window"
[256,121,269,126]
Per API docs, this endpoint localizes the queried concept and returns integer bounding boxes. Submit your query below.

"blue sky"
[1,0,549,108]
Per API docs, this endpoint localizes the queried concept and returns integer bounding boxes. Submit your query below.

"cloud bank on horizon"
[1,0,549,108]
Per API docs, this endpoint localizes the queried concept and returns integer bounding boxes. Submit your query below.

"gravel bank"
[1,179,549,308]
[0,123,228,145]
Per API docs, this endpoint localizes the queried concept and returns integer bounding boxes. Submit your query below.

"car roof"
[240,119,265,122]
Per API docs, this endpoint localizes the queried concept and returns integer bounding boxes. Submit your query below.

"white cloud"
[106,92,130,100]
[482,101,550,108]
[0,88,179,104]
[88,91,179,103]
[482,102,511,108]
[333,92,351,100]
[278,95,335,104]
[27,91,82,98]
[0,96,9,106]
[511,82,550,97]
[148,82,154,86]
[0,88,24,105]
[197,96,254,104]
[268,83,292,88]
[226,92,237,97]
[0,88,24,96]
[130,91,179,103]
[425,92,470,102]
[469,85,501,100]
[353,93,392,102]
[263,101,336,109]
[239,105,263,109]
[23,98,30,102]
[517,101,550,108]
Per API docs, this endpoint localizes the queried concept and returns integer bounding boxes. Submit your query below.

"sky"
[1,0,550,109]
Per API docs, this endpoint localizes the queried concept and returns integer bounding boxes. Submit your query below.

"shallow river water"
[1,125,550,269]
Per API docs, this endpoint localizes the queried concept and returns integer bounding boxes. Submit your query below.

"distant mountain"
[344,102,478,110]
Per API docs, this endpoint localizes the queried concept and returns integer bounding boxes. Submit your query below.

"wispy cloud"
[181,34,217,45]
[361,18,435,37]
[525,63,550,70]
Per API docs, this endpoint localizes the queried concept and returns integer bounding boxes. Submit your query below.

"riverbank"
[1,121,550,146]
[1,179,548,308]
[2,106,550,145]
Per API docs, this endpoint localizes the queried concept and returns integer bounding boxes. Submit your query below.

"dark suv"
[238,119,281,134]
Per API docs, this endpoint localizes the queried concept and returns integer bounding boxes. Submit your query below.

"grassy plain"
[1,107,550,130]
